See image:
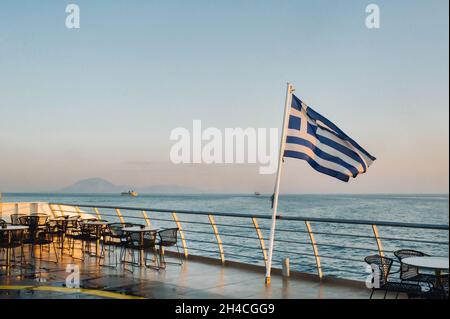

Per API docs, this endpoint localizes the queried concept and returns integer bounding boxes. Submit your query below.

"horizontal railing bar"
[185,238,258,251]
[143,217,176,222]
[211,232,261,240]
[177,220,257,230]
[272,249,317,258]
[50,203,449,230]
[377,236,449,245]
[182,230,215,235]
[186,247,219,254]
[184,239,215,245]
[314,243,381,252]
[309,231,377,240]
[221,252,261,260]
[268,238,311,246]
[220,242,259,250]
[69,213,448,246]
[183,229,261,241]
[175,220,218,226]
[258,227,309,234]
[209,223,257,230]
[317,255,366,263]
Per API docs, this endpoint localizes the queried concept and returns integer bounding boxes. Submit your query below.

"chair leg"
[159,244,166,269]
[154,246,160,269]
[52,242,59,263]
[20,245,25,265]
[176,243,183,265]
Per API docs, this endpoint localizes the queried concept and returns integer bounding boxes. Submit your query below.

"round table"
[402,256,449,287]
[0,225,29,275]
[122,226,159,266]
[82,220,111,256]
[402,257,449,271]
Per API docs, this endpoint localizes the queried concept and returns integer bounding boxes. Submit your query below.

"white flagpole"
[265,82,294,285]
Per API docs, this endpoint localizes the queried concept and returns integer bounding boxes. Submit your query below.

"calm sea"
[2,193,448,281]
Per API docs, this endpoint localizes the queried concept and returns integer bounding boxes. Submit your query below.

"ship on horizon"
[121,190,138,197]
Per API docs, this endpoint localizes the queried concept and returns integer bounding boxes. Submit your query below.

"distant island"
[60,177,204,194]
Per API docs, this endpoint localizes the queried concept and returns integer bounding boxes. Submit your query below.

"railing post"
[94,207,102,220]
[115,208,125,224]
[372,224,384,257]
[172,212,188,258]
[305,221,323,279]
[208,214,225,264]
[142,210,151,226]
[252,217,268,267]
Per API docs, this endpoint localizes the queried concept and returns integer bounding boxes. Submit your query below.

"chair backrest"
[26,215,49,228]
[66,217,80,229]
[18,216,30,225]
[46,219,61,232]
[158,228,179,246]
[394,249,428,280]
[0,220,7,242]
[129,230,157,248]
[107,223,133,238]
[394,249,427,260]
[365,255,394,286]
[35,226,53,242]
[10,214,26,225]
[80,223,98,236]
[10,229,25,245]
[143,231,157,248]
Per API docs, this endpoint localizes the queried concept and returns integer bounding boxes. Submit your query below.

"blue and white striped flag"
[284,94,376,182]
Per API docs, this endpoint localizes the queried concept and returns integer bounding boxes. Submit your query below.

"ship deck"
[0,246,376,299]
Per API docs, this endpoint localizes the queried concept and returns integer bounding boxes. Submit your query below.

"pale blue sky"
[0,0,448,193]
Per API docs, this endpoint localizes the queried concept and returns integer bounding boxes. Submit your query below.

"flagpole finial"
[287,82,295,94]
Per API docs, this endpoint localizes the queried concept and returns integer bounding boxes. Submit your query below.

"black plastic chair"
[123,229,159,270]
[19,215,49,245]
[100,223,133,267]
[46,219,65,246]
[394,249,436,286]
[69,222,98,260]
[157,228,183,267]
[426,275,449,299]
[0,229,26,270]
[365,255,422,299]
[32,226,59,263]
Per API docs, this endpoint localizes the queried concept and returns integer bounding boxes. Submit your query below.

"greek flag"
[284,95,376,182]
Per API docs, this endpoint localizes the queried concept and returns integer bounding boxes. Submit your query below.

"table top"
[51,217,72,221]
[402,256,449,271]
[52,216,78,219]
[83,220,110,225]
[0,225,29,231]
[122,226,158,232]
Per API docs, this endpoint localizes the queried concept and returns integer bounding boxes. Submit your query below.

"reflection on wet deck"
[0,246,373,299]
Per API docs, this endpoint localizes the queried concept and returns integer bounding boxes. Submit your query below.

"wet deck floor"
[0,246,373,299]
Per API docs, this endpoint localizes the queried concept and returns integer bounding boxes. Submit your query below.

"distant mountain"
[60,178,203,194]
[61,178,123,193]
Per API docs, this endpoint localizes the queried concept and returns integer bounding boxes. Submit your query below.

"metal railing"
[48,202,449,281]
